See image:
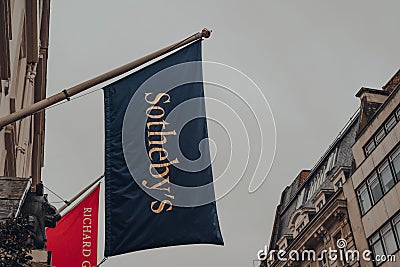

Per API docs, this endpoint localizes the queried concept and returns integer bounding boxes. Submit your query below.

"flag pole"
[58,174,104,213]
[0,28,212,130]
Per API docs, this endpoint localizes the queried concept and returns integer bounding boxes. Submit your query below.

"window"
[368,214,400,266]
[381,224,397,255]
[318,169,324,187]
[365,140,376,156]
[370,232,385,265]
[375,128,386,144]
[297,221,306,233]
[296,189,305,209]
[362,105,400,157]
[367,173,383,204]
[316,200,324,211]
[307,176,321,201]
[385,114,397,132]
[357,184,372,214]
[363,105,400,157]
[304,187,310,202]
[357,144,400,214]
[279,241,287,251]
[319,252,329,267]
[333,232,346,265]
[326,148,337,173]
[390,147,400,180]
[393,214,400,243]
[335,180,343,189]
[378,160,395,193]
[396,107,400,120]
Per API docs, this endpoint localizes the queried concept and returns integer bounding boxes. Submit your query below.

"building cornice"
[356,83,400,141]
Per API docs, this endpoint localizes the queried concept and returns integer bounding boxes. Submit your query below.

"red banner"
[46,184,100,267]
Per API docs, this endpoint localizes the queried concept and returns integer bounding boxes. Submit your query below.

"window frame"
[357,144,400,216]
[368,211,400,266]
[367,172,384,204]
[335,180,343,189]
[380,223,398,255]
[316,200,324,211]
[375,127,386,144]
[364,139,376,156]
[396,106,400,120]
[385,114,397,132]
[357,183,373,215]
[363,104,400,158]
[393,214,400,244]
[369,232,385,266]
[378,160,395,193]
[297,221,306,233]
[389,147,400,181]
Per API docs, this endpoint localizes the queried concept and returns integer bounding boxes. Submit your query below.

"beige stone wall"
[0,0,48,189]
[362,182,400,238]
[352,91,400,167]
[346,88,400,267]
[1,1,52,265]
[342,177,372,266]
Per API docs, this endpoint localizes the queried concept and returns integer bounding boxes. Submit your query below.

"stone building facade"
[0,0,48,190]
[263,113,360,267]
[343,71,400,267]
[263,70,400,267]
[0,1,59,266]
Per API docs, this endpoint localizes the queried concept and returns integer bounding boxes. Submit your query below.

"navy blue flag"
[103,40,224,257]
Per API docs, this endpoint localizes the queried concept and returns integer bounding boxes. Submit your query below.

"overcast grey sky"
[42,1,400,266]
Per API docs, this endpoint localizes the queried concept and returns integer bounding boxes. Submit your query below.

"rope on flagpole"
[43,184,70,206]
[58,174,104,213]
[96,257,108,267]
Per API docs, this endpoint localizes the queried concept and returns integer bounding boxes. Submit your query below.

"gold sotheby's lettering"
[142,93,178,214]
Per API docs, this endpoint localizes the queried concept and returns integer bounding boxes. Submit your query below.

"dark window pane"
[365,140,376,156]
[358,184,372,214]
[390,147,400,180]
[372,240,385,264]
[393,215,400,245]
[385,115,397,132]
[370,232,381,244]
[396,107,400,120]
[379,161,395,193]
[381,224,397,255]
[368,173,383,203]
[375,128,386,144]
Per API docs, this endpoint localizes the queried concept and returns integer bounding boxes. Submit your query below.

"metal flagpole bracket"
[62,89,71,101]
[58,174,104,213]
